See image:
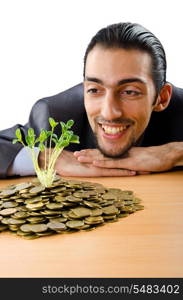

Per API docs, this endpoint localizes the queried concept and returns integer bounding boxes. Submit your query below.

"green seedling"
[13,118,79,187]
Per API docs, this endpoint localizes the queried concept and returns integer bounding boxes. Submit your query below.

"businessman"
[0,22,183,178]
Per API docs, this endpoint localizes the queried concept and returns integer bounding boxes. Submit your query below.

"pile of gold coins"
[0,176,144,239]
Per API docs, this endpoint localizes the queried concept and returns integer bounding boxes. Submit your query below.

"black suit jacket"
[0,83,183,178]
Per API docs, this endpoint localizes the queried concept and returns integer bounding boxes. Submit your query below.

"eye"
[120,89,142,98]
[87,88,98,94]
[123,90,141,96]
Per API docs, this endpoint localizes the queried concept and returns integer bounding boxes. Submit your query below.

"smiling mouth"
[101,124,129,134]
[100,124,130,136]
[95,122,135,157]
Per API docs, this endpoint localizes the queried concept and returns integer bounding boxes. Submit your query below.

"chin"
[93,131,136,158]
[97,143,133,158]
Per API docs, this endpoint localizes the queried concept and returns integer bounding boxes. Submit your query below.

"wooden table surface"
[0,171,183,278]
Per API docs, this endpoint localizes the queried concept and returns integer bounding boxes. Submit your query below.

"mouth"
[98,123,131,140]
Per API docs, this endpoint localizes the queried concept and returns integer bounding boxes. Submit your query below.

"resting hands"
[74,143,182,174]
[39,150,136,177]
[39,142,183,177]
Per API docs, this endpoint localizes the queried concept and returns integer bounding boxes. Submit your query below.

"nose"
[101,91,122,120]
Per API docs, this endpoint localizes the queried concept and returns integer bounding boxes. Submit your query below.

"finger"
[74,149,104,159]
[73,150,88,157]
[74,149,100,155]
[77,155,95,163]
[137,171,151,175]
[93,158,132,169]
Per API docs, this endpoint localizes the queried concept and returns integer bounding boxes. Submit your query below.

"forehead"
[85,46,153,86]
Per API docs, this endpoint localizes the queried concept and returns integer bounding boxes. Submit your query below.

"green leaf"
[35,137,40,143]
[25,135,31,146]
[57,140,69,148]
[49,117,58,129]
[36,129,48,143]
[46,131,52,137]
[40,129,47,138]
[39,143,45,152]
[28,128,35,138]
[60,121,65,127]
[60,121,66,133]
[12,138,18,144]
[28,128,35,146]
[70,135,80,143]
[15,128,22,141]
[67,130,73,136]
[66,119,74,129]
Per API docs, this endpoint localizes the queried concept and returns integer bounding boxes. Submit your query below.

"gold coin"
[0,208,17,216]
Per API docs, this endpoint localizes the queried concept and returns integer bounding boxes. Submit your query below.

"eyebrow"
[84,76,146,86]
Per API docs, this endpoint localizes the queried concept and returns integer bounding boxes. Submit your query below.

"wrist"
[169,142,183,167]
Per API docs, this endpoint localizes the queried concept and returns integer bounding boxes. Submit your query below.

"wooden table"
[0,171,183,278]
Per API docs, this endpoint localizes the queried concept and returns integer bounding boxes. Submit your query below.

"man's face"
[84,46,157,158]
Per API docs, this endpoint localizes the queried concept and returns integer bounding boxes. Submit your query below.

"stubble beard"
[94,132,136,159]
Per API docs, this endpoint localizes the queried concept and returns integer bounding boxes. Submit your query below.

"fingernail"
[78,156,84,162]
[130,171,136,175]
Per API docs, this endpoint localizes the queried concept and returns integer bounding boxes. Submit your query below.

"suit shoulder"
[39,83,83,106]
[30,83,85,125]
[170,84,183,103]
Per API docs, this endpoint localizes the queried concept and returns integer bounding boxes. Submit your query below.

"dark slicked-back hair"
[83,22,167,94]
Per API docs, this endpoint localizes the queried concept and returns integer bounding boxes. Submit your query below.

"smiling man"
[0,22,183,178]
[83,46,170,158]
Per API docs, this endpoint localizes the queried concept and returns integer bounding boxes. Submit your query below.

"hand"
[74,149,147,176]
[74,149,105,163]
[74,143,182,173]
[74,149,150,174]
[50,150,136,177]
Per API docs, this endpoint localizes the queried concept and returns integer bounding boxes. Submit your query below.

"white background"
[0,0,182,129]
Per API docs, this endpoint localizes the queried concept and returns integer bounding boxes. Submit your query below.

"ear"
[153,83,172,112]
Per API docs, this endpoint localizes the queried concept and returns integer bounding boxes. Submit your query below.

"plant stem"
[49,128,54,164]
[44,140,47,171]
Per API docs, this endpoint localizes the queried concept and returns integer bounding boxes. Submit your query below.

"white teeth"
[101,125,127,134]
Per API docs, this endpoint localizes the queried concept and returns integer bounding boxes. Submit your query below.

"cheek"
[84,99,95,131]
[134,106,152,134]
[84,98,100,119]
[123,100,152,133]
